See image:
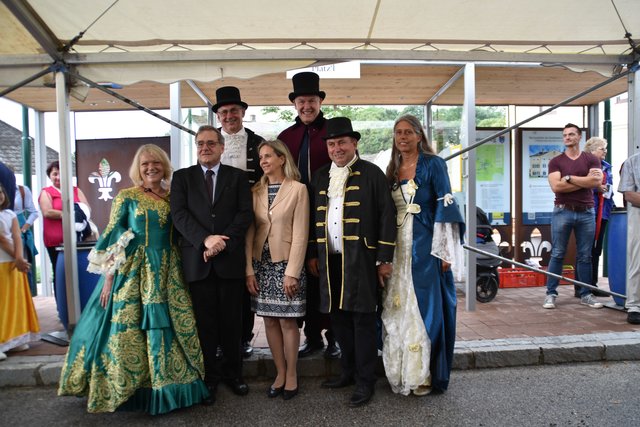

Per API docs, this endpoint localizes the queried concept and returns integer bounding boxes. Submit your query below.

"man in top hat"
[278,71,339,359]
[307,117,396,407]
[213,86,265,358]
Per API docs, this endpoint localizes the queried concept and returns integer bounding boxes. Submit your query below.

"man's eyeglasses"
[196,141,220,149]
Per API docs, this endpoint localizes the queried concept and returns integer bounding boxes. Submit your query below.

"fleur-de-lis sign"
[520,227,552,260]
[88,158,121,201]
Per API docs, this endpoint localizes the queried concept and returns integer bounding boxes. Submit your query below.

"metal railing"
[463,244,626,299]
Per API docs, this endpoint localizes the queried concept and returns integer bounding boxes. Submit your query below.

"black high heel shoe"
[283,386,299,400]
[267,384,284,398]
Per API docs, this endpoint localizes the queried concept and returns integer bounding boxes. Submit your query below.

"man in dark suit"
[308,117,396,407]
[170,125,253,404]
[214,86,264,358]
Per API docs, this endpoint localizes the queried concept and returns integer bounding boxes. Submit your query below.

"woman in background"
[58,144,209,414]
[14,183,39,295]
[582,137,614,297]
[382,114,465,396]
[245,140,309,400]
[39,160,90,287]
[0,183,40,361]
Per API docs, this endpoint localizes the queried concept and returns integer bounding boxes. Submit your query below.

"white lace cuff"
[87,229,134,275]
[431,223,461,266]
[432,223,464,281]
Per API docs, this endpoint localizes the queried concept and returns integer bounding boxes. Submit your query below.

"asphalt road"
[1,361,638,426]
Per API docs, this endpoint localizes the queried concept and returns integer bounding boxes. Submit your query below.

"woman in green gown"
[58,144,209,414]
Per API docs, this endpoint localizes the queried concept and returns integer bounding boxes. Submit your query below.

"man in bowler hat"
[278,71,340,359]
[214,86,265,357]
[307,117,396,407]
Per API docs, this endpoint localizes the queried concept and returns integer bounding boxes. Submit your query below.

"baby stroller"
[475,207,501,303]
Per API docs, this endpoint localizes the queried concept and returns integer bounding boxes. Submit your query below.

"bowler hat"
[212,86,248,112]
[288,72,326,102]
[323,117,361,141]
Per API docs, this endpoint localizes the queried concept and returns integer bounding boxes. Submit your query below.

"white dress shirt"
[221,127,248,171]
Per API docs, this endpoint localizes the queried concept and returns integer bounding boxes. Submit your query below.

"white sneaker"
[543,294,557,309]
[9,344,30,352]
[581,294,604,309]
[0,351,7,361]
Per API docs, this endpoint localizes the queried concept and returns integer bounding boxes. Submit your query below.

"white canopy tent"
[1,0,639,323]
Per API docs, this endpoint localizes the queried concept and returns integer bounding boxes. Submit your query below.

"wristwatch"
[563,175,572,183]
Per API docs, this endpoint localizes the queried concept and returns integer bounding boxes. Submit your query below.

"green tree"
[261,106,294,122]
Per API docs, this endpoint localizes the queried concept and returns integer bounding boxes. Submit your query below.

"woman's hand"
[283,275,299,300]
[13,257,31,274]
[100,274,114,308]
[246,274,259,296]
[442,260,451,272]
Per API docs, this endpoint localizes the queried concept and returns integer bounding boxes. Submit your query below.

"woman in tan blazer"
[246,140,309,400]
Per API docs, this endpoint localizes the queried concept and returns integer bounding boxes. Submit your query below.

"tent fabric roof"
[10,0,639,56]
[1,0,638,109]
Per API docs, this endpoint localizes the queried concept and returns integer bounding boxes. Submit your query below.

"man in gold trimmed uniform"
[307,117,396,407]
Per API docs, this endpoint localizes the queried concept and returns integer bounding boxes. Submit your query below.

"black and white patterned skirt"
[251,241,306,317]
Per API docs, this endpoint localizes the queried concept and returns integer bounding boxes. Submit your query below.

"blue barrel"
[54,243,101,330]
[606,209,627,306]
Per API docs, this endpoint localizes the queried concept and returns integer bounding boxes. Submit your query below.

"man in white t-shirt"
[619,152,640,324]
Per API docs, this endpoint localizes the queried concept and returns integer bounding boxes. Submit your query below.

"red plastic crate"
[538,266,575,286]
[498,268,541,288]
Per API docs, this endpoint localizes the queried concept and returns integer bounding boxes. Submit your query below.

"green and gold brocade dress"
[58,187,208,414]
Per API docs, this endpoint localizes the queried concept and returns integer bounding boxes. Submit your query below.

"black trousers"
[189,268,244,384]
[591,219,608,286]
[300,274,334,345]
[46,246,58,297]
[328,255,377,388]
[241,288,254,342]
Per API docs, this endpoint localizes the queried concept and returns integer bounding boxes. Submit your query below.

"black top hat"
[288,72,326,102]
[212,86,248,112]
[323,117,361,141]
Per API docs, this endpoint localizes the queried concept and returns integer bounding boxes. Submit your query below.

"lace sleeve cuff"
[87,229,134,275]
[431,223,461,265]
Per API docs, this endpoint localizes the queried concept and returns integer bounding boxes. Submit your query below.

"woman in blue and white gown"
[382,115,465,396]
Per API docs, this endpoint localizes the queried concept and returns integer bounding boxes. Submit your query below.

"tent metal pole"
[21,106,31,188]
[186,80,213,110]
[444,67,632,161]
[55,70,81,333]
[0,66,53,98]
[34,110,51,296]
[463,64,477,312]
[65,71,196,136]
[170,82,183,169]
[2,0,64,61]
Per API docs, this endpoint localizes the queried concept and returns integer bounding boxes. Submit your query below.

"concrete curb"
[2,332,639,387]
